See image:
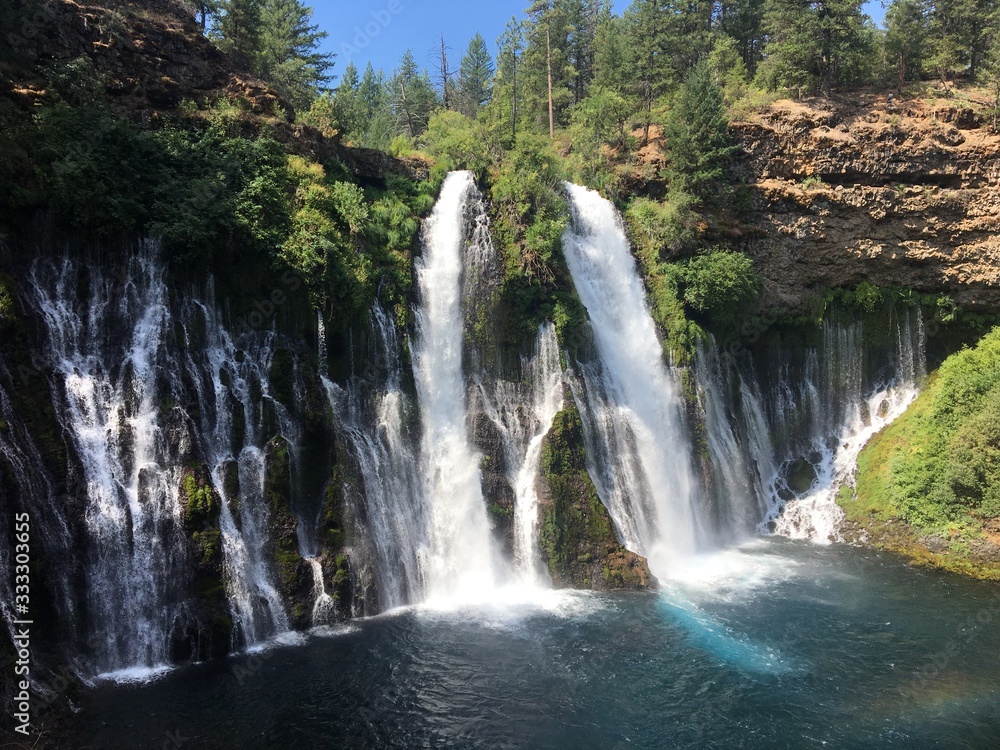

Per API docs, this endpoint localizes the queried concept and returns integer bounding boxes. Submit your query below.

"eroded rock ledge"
[735,95,1000,312]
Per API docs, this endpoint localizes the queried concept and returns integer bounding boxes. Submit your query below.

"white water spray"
[412,171,504,601]
[562,183,700,578]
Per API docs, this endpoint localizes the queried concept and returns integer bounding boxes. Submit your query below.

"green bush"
[675,250,762,331]
[855,327,1000,531]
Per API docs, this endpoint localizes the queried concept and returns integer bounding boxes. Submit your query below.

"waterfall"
[31,250,190,676]
[307,558,336,625]
[562,183,700,578]
[767,310,926,541]
[693,309,927,544]
[412,170,504,601]
[181,297,290,646]
[325,302,425,611]
[476,323,564,585]
[28,248,301,675]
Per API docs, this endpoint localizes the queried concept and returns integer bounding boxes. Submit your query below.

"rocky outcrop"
[734,94,1000,312]
[0,0,426,188]
[537,393,654,590]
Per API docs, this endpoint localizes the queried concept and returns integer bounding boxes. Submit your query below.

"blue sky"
[310,1,887,84]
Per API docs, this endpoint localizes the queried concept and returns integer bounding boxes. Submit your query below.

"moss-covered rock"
[263,436,313,628]
[537,395,653,590]
[177,466,231,659]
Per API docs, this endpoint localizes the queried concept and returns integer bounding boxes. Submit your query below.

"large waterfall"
[562,183,700,578]
[0,172,937,688]
[411,171,506,601]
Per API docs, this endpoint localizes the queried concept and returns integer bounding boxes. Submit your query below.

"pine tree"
[592,7,629,95]
[194,0,222,31]
[458,33,495,118]
[885,0,927,90]
[758,0,868,94]
[332,61,363,137]
[358,63,394,149]
[390,50,439,138]
[213,0,263,65]
[925,0,992,82]
[256,0,333,111]
[523,0,575,134]
[663,61,739,204]
[493,17,526,143]
[717,0,767,76]
[624,0,675,143]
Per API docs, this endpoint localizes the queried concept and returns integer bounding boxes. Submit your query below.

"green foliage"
[674,249,762,331]
[757,0,873,94]
[458,33,495,118]
[491,131,568,279]
[625,192,705,362]
[662,61,740,205]
[884,0,927,87]
[420,110,488,173]
[855,327,1000,533]
[211,0,333,113]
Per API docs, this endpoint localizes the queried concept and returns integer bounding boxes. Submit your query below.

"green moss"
[538,401,652,589]
[183,471,219,533]
[0,273,16,321]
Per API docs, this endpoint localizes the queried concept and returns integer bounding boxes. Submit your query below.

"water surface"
[70,540,1000,749]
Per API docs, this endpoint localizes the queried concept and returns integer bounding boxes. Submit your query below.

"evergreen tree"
[194,0,222,31]
[925,0,992,81]
[717,0,767,76]
[523,0,576,134]
[662,61,739,204]
[491,17,526,144]
[885,0,927,89]
[458,33,495,118]
[256,0,333,111]
[358,64,394,149]
[331,62,363,137]
[390,50,439,138]
[624,0,675,142]
[758,0,869,94]
[213,0,262,65]
[592,7,630,95]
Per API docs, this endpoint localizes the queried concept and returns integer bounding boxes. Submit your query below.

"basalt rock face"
[734,95,1000,312]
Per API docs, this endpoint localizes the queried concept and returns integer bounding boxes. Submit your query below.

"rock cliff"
[734,94,1000,312]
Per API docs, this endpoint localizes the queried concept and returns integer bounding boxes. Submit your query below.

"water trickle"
[476,323,564,585]
[182,297,290,647]
[561,183,700,578]
[325,303,426,611]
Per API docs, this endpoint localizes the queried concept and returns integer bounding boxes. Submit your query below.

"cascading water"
[476,323,564,585]
[27,248,302,675]
[561,183,700,577]
[325,302,426,611]
[693,309,927,545]
[31,250,189,677]
[181,296,290,646]
[412,170,504,601]
[766,310,926,541]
